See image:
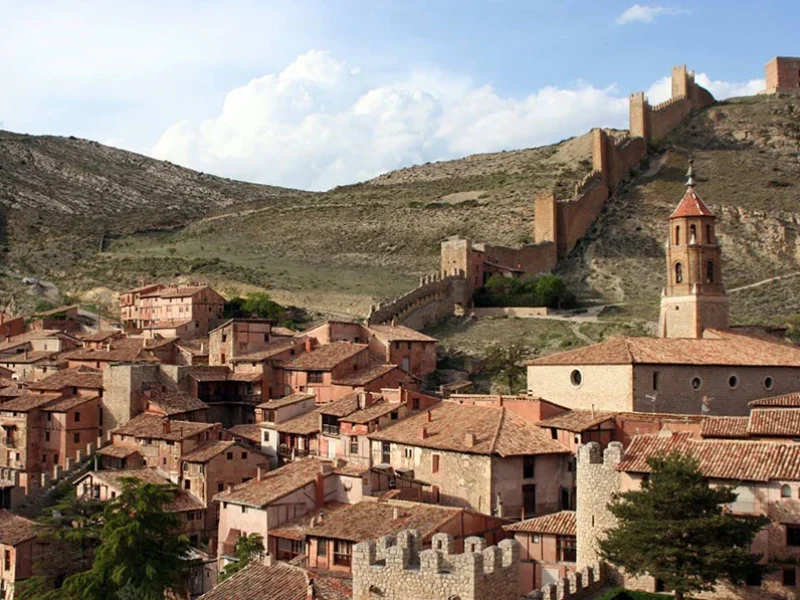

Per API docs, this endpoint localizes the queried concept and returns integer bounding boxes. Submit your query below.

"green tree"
[65,479,196,600]
[242,292,283,320]
[220,533,265,582]
[600,453,770,600]
[534,274,566,308]
[483,340,532,393]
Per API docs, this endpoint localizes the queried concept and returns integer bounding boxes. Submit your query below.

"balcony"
[277,445,314,460]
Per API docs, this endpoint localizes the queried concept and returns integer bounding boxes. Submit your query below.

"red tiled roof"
[618,432,800,482]
[197,561,315,600]
[214,458,329,508]
[257,393,315,410]
[282,342,367,371]
[228,423,263,444]
[229,339,300,363]
[368,324,437,343]
[369,402,569,457]
[340,399,402,425]
[333,363,402,386]
[527,330,800,367]
[60,345,156,364]
[748,409,800,437]
[42,394,98,412]
[145,388,207,416]
[113,414,216,441]
[81,468,170,489]
[97,445,141,459]
[78,330,121,343]
[182,440,252,464]
[274,409,321,436]
[28,367,103,391]
[700,416,749,439]
[750,392,800,408]
[0,351,57,364]
[670,188,714,219]
[504,510,576,536]
[537,410,617,432]
[318,391,362,417]
[0,510,39,546]
[0,392,62,412]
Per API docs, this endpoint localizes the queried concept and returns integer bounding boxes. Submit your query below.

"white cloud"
[616,4,691,25]
[152,51,631,191]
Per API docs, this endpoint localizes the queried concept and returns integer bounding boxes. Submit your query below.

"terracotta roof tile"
[341,399,401,424]
[528,330,800,367]
[186,367,231,382]
[43,394,98,412]
[144,388,207,416]
[504,510,576,536]
[0,351,57,364]
[318,391,361,417]
[214,458,329,508]
[748,409,800,437]
[141,285,214,299]
[257,393,315,410]
[97,445,141,459]
[167,491,205,513]
[670,188,714,219]
[60,345,156,364]
[368,325,437,343]
[369,402,569,457]
[28,367,103,391]
[274,409,321,436]
[83,468,171,488]
[750,392,800,408]
[78,331,120,343]
[114,414,215,441]
[230,339,301,363]
[282,342,367,371]
[0,392,63,412]
[228,423,263,444]
[176,338,209,357]
[0,330,65,353]
[0,510,39,546]
[617,432,800,482]
[537,410,617,432]
[333,363,402,386]
[197,561,310,600]
[182,440,244,463]
[701,416,749,439]
[299,500,460,542]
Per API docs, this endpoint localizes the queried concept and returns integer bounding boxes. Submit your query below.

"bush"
[473,274,574,309]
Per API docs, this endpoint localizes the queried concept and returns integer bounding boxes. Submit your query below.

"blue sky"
[3,1,798,190]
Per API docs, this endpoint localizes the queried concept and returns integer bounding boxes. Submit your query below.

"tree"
[534,274,567,308]
[483,340,532,393]
[65,479,197,600]
[219,533,265,582]
[600,453,770,600]
[242,292,284,320]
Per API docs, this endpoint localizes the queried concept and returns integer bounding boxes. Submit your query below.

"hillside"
[1,94,799,330]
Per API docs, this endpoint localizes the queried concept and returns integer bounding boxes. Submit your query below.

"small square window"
[241,452,248,460]
[226,452,233,460]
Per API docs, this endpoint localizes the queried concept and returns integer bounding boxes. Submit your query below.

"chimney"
[227,485,233,494]
[257,466,266,481]
[105,342,111,351]
[304,338,314,353]
[426,410,432,423]
[316,511,324,525]
[358,391,374,409]
[162,420,171,434]
[498,396,504,407]
[392,506,401,520]
[314,472,326,509]
[200,343,205,353]
[306,582,315,600]
[464,432,476,448]
[419,426,428,440]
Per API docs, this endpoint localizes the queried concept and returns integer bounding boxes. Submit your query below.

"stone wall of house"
[352,529,520,600]
[101,363,160,436]
[575,442,623,569]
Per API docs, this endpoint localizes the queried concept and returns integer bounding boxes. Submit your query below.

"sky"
[3,1,798,191]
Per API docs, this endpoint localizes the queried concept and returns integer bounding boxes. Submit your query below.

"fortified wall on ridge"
[370,65,715,330]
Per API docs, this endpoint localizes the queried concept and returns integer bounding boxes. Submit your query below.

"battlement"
[352,529,521,600]
[527,561,606,600]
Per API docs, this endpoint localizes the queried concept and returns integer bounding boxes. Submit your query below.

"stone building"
[368,402,573,518]
[0,510,51,600]
[659,161,729,338]
[351,529,520,600]
[577,434,800,597]
[119,283,225,338]
[765,56,800,95]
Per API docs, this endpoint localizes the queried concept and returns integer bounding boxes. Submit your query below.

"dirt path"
[728,271,800,293]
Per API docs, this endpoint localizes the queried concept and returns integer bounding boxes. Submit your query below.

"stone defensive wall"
[352,529,520,600]
[365,270,469,330]
[527,561,606,600]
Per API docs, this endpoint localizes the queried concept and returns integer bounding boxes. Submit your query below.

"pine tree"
[64,479,197,600]
[600,453,770,600]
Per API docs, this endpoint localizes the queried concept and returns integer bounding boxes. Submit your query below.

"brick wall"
[765,57,800,95]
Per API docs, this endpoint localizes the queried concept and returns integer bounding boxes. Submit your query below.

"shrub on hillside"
[473,274,576,309]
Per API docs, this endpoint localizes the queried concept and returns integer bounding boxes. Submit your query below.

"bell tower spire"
[659,160,729,338]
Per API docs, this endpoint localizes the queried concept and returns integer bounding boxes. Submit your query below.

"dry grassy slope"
[560,94,800,325]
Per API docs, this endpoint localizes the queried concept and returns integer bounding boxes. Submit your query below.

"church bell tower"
[659,160,729,339]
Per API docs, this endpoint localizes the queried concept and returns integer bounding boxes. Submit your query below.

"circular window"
[764,376,775,391]
[691,377,702,391]
[570,369,583,388]
[728,375,739,389]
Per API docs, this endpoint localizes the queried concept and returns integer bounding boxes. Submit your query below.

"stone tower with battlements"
[352,529,520,600]
[659,160,729,339]
[576,442,623,569]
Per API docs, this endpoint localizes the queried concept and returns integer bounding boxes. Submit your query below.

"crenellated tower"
[659,160,729,338]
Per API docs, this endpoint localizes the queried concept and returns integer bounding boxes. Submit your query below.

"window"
[674,225,680,245]
[550,428,558,440]
[241,452,248,460]
[45,432,50,442]
[217,483,224,492]
[73,433,80,444]
[784,568,797,587]
[765,377,775,391]
[787,525,800,547]
[432,454,440,473]
[53,454,58,464]
[322,415,340,436]
[184,479,191,490]
[263,431,270,442]
[691,377,702,390]
[728,375,739,389]
[162,457,167,466]
[406,342,412,350]
[183,463,189,472]
[390,411,398,421]
[394,342,400,350]
[308,371,324,384]
[46,413,52,422]
[652,371,659,391]
[98,407,103,425]
[266,409,276,422]
[380,442,391,464]
[333,540,352,566]
[706,224,712,243]
[532,534,540,543]
[556,535,577,562]
[569,370,582,388]
[412,398,420,411]
[523,484,536,516]
[689,224,697,241]
[523,456,535,479]
[350,437,359,455]
[221,334,227,343]
[226,452,233,460]
[675,262,683,284]
[4,549,10,571]
[706,261,714,283]
[404,448,413,459]
[317,540,327,557]
[241,506,247,514]
[264,334,269,342]
[782,485,792,498]
[74,411,81,423]
[277,538,303,561]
